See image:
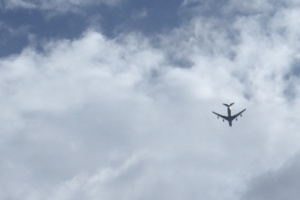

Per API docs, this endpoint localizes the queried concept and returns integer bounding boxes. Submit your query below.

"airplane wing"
[231,109,246,121]
[212,111,229,121]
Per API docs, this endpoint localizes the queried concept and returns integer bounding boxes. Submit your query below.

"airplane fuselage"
[227,107,232,127]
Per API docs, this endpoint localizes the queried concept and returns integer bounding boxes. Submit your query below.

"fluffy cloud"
[0,28,243,200]
[1,0,300,200]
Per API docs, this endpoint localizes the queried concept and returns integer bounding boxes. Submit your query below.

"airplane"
[212,103,246,127]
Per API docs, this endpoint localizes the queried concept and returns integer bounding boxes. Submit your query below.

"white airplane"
[212,103,246,127]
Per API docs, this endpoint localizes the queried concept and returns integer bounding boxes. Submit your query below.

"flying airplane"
[212,103,246,127]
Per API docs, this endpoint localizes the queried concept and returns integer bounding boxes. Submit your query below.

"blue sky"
[0,0,184,56]
[1,1,300,200]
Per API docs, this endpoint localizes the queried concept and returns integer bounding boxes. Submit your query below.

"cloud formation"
[1,0,300,200]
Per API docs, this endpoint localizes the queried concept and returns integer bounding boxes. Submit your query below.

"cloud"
[242,153,300,200]
[0,28,247,199]
[1,0,300,200]
[2,0,123,12]
[226,0,274,14]
[131,9,148,21]
[3,0,36,9]
[179,0,300,103]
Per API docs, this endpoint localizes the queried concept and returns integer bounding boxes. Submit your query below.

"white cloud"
[0,28,246,199]
[3,0,37,9]
[2,0,300,199]
[226,0,274,14]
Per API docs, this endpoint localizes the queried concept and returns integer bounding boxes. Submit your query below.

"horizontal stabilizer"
[223,103,234,107]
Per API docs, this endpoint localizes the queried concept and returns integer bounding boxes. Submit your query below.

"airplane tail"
[223,102,234,107]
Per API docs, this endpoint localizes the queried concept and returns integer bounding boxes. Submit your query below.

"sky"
[1,0,300,199]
